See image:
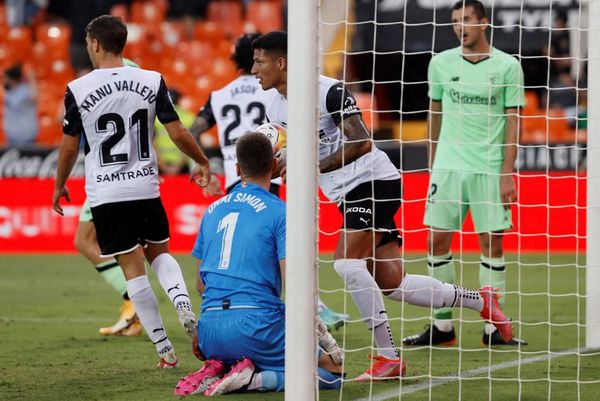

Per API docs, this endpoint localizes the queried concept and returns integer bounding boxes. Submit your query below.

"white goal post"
[586,0,600,349]
[285,1,319,401]
[286,0,599,400]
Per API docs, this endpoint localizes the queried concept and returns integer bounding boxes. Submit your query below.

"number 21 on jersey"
[217,212,239,269]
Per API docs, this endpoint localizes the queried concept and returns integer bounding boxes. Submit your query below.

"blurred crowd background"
[0,0,587,173]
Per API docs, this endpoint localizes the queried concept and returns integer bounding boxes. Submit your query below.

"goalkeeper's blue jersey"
[192,182,286,312]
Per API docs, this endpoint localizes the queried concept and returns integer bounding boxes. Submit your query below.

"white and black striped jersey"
[63,66,178,207]
[198,75,279,190]
[265,75,400,201]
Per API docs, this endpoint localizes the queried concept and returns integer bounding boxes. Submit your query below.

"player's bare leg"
[74,220,140,336]
[403,228,457,345]
[371,241,405,294]
[117,248,177,367]
[144,242,196,341]
[479,232,527,346]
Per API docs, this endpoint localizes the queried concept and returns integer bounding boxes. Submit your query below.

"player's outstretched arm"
[164,120,211,187]
[319,114,371,173]
[52,134,80,216]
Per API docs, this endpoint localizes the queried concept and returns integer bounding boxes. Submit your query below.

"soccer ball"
[255,122,287,154]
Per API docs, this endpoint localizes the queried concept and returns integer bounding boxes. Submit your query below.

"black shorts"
[90,197,170,257]
[338,179,402,247]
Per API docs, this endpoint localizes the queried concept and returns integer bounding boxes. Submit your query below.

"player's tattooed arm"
[190,94,216,142]
[319,114,371,173]
[189,116,211,142]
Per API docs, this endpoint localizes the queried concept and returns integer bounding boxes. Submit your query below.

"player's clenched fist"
[191,163,211,188]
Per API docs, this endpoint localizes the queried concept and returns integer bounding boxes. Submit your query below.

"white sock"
[247,372,264,391]
[126,275,173,355]
[317,297,326,312]
[484,323,497,334]
[150,253,192,311]
[388,274,484,312]
[334,259,398,359]
[434,320,454,332]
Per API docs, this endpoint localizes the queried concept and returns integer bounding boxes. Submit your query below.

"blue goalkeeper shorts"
[198,307,285,372]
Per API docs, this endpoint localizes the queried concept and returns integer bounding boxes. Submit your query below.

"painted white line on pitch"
[352,347,586,401]
[0,316,180,323]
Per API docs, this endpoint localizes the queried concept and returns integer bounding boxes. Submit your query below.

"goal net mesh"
[315,0,597,399]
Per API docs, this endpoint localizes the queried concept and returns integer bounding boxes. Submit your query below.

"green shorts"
[79,199,93,222]
[423,170,512,233]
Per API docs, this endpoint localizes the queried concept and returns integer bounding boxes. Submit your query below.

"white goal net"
[287,0,600,400]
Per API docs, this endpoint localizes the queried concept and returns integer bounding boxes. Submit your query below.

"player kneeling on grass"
[175,133,344,396]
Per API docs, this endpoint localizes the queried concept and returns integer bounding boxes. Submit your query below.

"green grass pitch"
[1,253,599,400]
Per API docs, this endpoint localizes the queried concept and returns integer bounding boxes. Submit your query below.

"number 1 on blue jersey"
[217,212,239,269]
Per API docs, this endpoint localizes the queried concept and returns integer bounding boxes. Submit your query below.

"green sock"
[428,253,455,320]
[479,255,506,307]
[95,261,128,299]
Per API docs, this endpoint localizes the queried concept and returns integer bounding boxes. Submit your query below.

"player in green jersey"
[403,0,527,347]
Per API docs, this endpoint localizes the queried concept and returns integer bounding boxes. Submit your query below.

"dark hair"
[232,33,262,74]
[236,132,274,178]
[252,31,287,58]
[85,15,128,55]
[5,63,22,81]
[452,0,487,20]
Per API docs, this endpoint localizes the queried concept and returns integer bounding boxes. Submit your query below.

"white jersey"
[63,66,178,207]
[198,75,279,190]
[265,75,399,201]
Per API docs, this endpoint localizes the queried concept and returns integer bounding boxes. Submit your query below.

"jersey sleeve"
[155,76,180,124]
[275,209,286,260]
[427,56,443,101]
[191,219,205,260]
[197,93,217,128]
[325,82,361,126]
[504,59,525,108]
[63,87,83,136]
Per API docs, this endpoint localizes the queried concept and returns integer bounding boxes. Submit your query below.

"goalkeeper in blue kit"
[175,132,344,396]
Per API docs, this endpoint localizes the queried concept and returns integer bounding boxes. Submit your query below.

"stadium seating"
[35,23,71,61]
[521,107,571,144]
[0,0,583,149]
[130,0,166,26]
[247,0,284,33]
[37,114,62,147]
[354,92,379,133]
[0,1,285,146]
[5,27,33,66]
[110,3,130,22]
[206,1,244,38]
